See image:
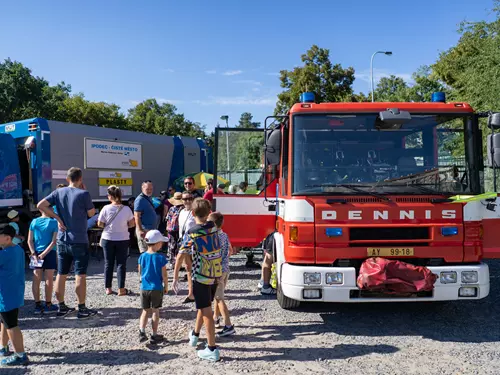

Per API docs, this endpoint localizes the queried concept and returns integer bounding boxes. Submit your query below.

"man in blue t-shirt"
[0,225,29,366]
[138,230,168,344]
[37,167,97,319]
[134,181,158,253]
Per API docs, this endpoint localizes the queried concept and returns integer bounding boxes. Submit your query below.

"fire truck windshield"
[292,113,471,196]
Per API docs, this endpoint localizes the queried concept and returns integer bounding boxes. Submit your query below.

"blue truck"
[0,117,212,218]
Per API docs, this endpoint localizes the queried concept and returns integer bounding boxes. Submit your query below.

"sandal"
[182,297,195,304]
[106,290,114,295]
[118,288,132,296]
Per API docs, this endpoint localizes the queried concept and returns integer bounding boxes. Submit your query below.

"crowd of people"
[0,167,260,366]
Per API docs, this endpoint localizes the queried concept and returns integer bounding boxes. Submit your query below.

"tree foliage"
[0,59,209,140]
[126,99,206,138]
[432,6,500,111]
[57,94,127,129]
[237,112,260,129]
[275,45,355,114]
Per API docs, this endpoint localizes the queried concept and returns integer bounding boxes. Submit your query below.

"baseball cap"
[7,210,19,220]
[145,230,169,244]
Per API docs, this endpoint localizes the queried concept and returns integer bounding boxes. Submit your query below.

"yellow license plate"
[367,248,414,257]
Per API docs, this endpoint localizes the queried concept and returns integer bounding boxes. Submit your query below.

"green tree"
[56,94,127,129]
[0,59,48,122]
[373,75,410,102]
[237,112,260,128]
[408,66,446,102]
[432,6,500,111]
[126,99,206,138]
[275,45,355,114]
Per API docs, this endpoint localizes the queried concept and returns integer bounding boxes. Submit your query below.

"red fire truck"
[213,92,500,309]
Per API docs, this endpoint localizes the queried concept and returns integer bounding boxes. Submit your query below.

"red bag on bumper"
[357,257,437,294]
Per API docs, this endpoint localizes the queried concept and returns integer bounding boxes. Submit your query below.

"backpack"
[166,205,182,232]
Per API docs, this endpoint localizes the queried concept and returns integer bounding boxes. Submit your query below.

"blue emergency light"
[326,227,343,237]
[441,227,458,236]
[431,92,446,103]
[300,92,315,103]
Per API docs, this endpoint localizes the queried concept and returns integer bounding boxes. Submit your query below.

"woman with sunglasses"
[177,191,196,303]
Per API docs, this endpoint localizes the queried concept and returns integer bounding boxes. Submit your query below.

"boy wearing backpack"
[173,199,222,362]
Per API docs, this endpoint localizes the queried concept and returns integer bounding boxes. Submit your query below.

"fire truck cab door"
[464,196,500,258]
[213,127,276,247]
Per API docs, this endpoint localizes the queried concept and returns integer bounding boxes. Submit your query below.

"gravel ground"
[4,254,500,375]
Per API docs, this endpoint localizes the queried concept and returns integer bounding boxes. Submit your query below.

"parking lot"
[8,256,500,375]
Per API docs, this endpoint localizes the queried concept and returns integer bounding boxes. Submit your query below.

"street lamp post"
[370,51,393,102]
[220,115,230,175]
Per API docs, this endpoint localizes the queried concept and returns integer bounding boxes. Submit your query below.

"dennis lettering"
[321,210,457,220]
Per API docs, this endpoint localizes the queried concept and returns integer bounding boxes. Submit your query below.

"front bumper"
[281,263,490,302]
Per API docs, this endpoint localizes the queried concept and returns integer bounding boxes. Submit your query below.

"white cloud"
[252,87,260,92]
[157,98,182,105]
[193,95,276,106]
[163,68,175,73]
[205,70,217,74]
[233,79,262,86]
[356,68,413,84]
[222,70,243,76]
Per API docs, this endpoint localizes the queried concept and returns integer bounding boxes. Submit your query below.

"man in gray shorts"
[37,167,98,319]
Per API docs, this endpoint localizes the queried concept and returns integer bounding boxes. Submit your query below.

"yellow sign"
[99,178,133,186]
[367,248,414,257]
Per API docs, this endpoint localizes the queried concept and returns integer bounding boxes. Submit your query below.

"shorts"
[0,308,19,329]
[193,281,217,310]
[34,250,57,270]
[141,290,163,309]
[57,242,89,275]
[136,229,148,253]
[214,272,230,300]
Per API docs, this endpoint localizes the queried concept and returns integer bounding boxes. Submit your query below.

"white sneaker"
[197,346,220,362]
[188,330,199,347]
[257,280,264,289]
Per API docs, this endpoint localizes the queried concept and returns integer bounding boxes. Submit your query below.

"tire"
[277,281,300,310]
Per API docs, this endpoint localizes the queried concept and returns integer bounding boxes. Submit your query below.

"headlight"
[461,271,478,284]
[440,271,457,284]
[326,272,343,285]
[304,272,321,285]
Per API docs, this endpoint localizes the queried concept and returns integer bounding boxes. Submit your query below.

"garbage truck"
[0,117,212,217]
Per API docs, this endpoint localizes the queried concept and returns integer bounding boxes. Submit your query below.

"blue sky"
[0,0,495,132]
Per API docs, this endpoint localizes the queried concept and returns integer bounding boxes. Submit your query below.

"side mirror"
[378,108,412,130]
[487,133,500,168]
[488,113,500,129]
[265,127,281,166]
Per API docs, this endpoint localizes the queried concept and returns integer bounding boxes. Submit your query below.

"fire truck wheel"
[277,282,300,310]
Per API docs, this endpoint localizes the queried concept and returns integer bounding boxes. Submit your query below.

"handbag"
[99,205,124,247]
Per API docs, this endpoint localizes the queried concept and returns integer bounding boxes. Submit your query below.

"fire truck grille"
[349,227,430,241]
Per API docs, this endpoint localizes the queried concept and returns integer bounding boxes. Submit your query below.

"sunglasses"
[184,182,193,185]
[182,197,193,201]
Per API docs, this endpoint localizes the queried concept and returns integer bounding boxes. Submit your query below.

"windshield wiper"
[306,183,392,201]
[382,183,455,196]
[336,184,392,202]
